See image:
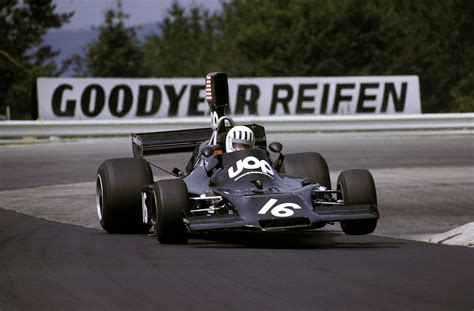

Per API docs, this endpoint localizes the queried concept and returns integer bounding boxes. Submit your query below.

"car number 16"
[258,199,302,218]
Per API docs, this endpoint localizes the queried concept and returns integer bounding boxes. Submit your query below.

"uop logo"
[228,156,274,180]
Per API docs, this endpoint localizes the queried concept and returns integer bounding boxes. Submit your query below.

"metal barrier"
[0,113,473,137]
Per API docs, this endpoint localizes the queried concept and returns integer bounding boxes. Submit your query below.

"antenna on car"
[206,72,229,145]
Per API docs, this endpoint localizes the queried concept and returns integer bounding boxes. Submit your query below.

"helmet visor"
[232,142,252,151]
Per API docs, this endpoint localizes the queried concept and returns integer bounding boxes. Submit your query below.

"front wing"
[185,188,379,232]
[186,204,378,232]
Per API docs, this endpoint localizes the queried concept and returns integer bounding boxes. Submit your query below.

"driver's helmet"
[225,126,255,152]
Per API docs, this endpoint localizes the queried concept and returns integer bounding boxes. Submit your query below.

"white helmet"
[225,126,255,153]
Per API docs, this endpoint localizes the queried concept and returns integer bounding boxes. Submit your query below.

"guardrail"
[0,113,473,137]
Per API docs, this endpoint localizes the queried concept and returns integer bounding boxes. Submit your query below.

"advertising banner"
[37,76,421,120]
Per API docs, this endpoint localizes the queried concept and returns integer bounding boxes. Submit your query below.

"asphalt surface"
[1,135,473,190]
[1,208,473,311]
[0,134,473,310]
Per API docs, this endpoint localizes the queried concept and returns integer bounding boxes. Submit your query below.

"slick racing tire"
[96,158,153,234]
[153,179,189,244]
[280,152,331,188]
[337,169,378,235]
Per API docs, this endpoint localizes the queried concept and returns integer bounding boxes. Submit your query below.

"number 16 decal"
[258,199,302,217]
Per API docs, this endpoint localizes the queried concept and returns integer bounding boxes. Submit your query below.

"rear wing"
[132,124,267,157]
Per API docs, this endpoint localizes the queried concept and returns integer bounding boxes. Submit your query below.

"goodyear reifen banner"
[37,76,421,120]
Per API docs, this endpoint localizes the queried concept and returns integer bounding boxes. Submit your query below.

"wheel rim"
[337,182,344,202]
[141,192,148,224]
[153,191,159,235]
[96,174,104,221]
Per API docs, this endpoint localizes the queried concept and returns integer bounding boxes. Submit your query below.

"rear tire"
[337,169,378,235]
[280,152,331,188]
[153,179,189,244]
[96,158,153,233]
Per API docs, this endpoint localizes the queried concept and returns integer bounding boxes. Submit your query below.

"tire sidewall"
[337,169,378,235]
[97,158,152,233]
[281,152,331,188]
[153,179,189,244]
[337,169,377,206]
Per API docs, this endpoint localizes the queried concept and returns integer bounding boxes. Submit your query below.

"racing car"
[96,72,379,244]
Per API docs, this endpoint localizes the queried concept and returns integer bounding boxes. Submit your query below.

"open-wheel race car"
[96,72,379,244]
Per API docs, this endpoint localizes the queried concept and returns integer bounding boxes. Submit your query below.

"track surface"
[1,135,473,310]
[0,208,473,311]
[1,135,473,190]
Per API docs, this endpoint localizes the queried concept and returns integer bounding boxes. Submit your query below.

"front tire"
[337,169,378,235]
[96,158,153,233]
[280,152,331,188]
[153,179,189,244]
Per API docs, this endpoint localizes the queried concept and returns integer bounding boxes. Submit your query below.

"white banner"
[37,76,421,120]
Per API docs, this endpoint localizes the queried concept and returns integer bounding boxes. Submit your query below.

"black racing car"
[96,72,379,244]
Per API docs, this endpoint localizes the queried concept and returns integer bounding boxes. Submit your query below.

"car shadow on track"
[187,230,402,250]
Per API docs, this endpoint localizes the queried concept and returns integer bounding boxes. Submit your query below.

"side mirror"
[269,142,284,171]
[269,142,283,153]
[201,146,215,158]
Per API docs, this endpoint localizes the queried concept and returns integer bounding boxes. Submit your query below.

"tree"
[213,0,408,77]
[70,0,472,112]
[0,0,72,119]
[142,2,218,77]
[390,0,474,112]
[70,1,144,77]
[213,0,473,112]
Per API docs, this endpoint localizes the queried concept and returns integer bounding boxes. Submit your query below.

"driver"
[225,126,255,152]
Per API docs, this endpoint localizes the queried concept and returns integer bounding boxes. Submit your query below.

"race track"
[0,134,473,310]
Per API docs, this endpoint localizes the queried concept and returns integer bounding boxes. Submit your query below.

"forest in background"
[1,0,473,119]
